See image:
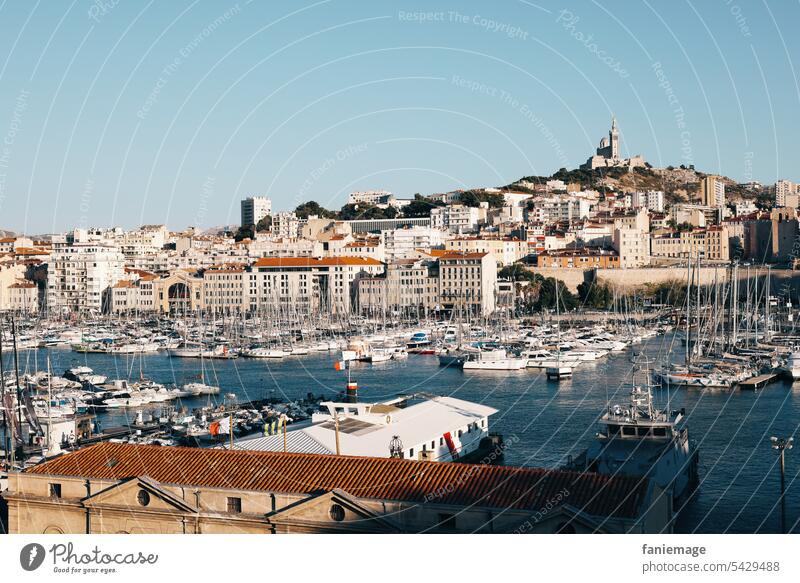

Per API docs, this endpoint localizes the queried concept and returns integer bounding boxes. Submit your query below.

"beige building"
[203,264,248,314]
[700,175,725,208]
[358,259,438,314]
[3,442,670,534]
[651,226,730,261]
[445,237,527,266]
[438,251,497,316]
[613,227,651,268]
[111,270,204,314]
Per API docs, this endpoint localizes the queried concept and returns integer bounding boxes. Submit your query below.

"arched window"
[43,525,64,534]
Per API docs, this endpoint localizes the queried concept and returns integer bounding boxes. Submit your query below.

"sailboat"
[546,280,574,380]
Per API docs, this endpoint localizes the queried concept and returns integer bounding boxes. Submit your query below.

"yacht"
[240,346,289,358]
[462,348,526,371]
[782,348,800,380]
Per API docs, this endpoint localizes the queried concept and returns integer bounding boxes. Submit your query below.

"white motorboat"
[241,347,289,358]
[462,349,526,371]
[782,349,800,380]
[182,382,221,396]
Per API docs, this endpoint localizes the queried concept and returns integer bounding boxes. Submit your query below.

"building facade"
[240,197,272,227]
[3,442,670,534]
[46,230,125,315]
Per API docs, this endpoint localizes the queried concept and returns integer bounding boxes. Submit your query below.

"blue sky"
[0,0,797,233]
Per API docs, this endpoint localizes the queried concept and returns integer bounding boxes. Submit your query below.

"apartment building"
[700,175,725,208]
[613,227,651,268]
[248,256,384,314]
[240,196,272,227]
[204,264,248,314]
[430,204,485,234]
[438,251,497,316]
[383,226,447,261]
[651,226,730,261]
[358,258,439,314]
[630,190,664,213]
[536,248,620,269]
[444,237,526,266]
[46,230,125,315]
[272,211,302,238]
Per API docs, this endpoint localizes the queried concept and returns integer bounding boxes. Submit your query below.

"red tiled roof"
[254,257,383,268]
[23,442,648,519]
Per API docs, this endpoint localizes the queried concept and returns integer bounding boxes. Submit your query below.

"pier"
[738,373,782,390]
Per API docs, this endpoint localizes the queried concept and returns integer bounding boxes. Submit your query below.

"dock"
[738,373,782,390]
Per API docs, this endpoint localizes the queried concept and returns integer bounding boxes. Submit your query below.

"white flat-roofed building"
[248,256,384,314]
[272,211,303,238]
[631,190,664,213]
[383,226,447,261]
[240,196,272,227]
[430,204,485,233]
[46,230,125,315]
[228,395,497,462]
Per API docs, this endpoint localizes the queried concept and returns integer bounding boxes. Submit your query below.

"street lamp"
[770,436,794,533]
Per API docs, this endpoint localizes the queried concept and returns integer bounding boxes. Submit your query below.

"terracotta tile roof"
[24,442,648,519]
[254,257,383,268]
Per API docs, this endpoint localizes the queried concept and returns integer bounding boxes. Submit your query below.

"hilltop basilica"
[581,116,646,170]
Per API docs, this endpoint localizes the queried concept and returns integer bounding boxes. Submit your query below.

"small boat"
[462,349,526,371]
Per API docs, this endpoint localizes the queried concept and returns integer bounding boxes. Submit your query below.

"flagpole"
[229,412,233,450]
[0,320,7,466]
[282,414,287,453]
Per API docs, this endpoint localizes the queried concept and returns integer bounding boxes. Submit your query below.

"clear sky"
[0,0,797,233]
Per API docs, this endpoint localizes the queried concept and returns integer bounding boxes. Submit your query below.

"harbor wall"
[528,266,800,294]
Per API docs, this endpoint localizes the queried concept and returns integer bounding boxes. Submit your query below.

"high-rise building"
[775,179,796,207]
[46,229,125,315]
[240,196,272,227]
[700,176,725,208]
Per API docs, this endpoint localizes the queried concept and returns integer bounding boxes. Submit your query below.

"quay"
[738,373,781,390]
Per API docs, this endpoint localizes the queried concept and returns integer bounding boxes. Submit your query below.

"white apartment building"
[526,196,592,223]
[347,190,393,205]
[430,204,486,233]
[47,230,125,315]
[382,226,447,261]
[240,196,272,227]
[444,237,526,266]
[631,190,664,213]
[612,227,650,268]
[775,180,796,207]
[272,211,302,238]
[438,251,497,316]
[247,256,384,314]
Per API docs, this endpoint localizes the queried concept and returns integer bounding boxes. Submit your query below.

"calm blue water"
[6,337,800,534]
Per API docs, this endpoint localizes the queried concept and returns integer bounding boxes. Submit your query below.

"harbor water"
[5,335,800,534]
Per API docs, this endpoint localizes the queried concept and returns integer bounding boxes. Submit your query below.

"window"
[49,483,62,498]
[136,489,150,506]
[329,503,346,522]
[227,497,242,513]
[409,448,414,457]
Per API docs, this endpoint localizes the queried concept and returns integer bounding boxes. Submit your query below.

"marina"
[1,316,799,533]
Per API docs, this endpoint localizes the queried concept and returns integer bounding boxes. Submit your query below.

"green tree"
[256,215,272,232]
[295,201,335,219]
